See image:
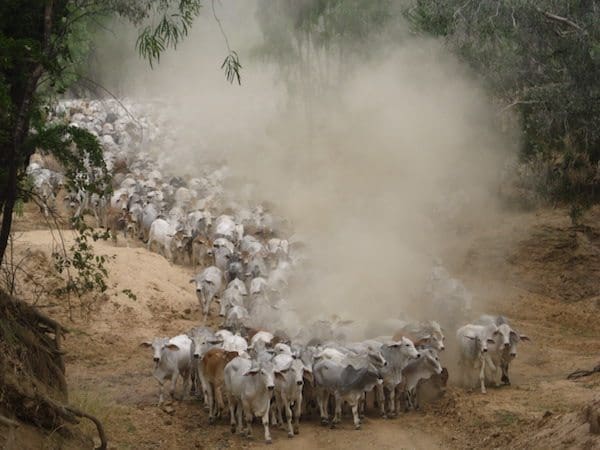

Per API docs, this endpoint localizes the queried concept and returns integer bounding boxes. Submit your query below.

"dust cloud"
[91,2,518,329]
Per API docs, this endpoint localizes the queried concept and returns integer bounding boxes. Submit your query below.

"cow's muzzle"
[296,380,303,386]
[194,354,200,359]
[153,357,160,362]
[267,385,274,391]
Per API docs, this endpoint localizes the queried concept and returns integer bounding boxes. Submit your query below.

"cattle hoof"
[230,425,236,434]
[287,432,294,439]
[293,428,299,435]
[329,423,336,429]
[208,417,215,425]
[355,425,361,430]
[320,419,328,426]
[381,414,388,419]
[265,439,272,444]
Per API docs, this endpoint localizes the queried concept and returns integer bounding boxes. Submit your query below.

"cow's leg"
[351,401,360,430]
[501,360,511,385]
[197,369,209,408]
[412,388,420,410]
[376,384,386,417]
[389,385,397,417]
[262,409,272,444]
[332,393,342,428]
[181,370,190,400]
[216,386,225,418]
[243,403,253,438]
[293,393,302,435]
[170,370,179,399]
[317,389,328,425]
[284,396,294,438]
[236,400,244,435]
[190,367,197,395]
[207,384,215,423]
[273,393,283,427]
[157,380,165,406]
[228,399,237,433]
[479,356,487,394]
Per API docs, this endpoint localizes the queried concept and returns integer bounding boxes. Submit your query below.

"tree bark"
[0,1,53,265]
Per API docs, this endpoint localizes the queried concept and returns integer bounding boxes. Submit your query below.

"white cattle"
[267,238,289,260]
[250,330,275,349]
[373,338,420,418]
[214,215,237,241]
[394,320,445,352]
[140,203,158,241]
[219,286,245,317]
[212,238,235,272]
[397,347,443,411]
[147,218,175,260]
[140,334,192,405]
[224,305,250,332]
[240,235,263,255]
[475,315,530,386]
[250,277,268,297]
[313,351,386,429]
[190,266,223,317]
[227,278,248,296]
[273,353,312,437]
[456,323,499,393]
[224,357,281,443]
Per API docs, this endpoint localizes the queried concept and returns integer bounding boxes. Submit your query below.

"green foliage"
[121,289,137,301]
[52,217,113,314]
[403,0,600,214]
[135,0,201,68]
[221,51,242,85]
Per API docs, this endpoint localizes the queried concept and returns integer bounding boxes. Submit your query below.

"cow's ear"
[274,371,286,380]
[244,368,259,376]
[387,342,401,348]
[226,351,239,359]
[464,335,476,340]
[189,278,196,284]
[140,341,152,348]
[486,338,496,344]
[166,344,180,351]
[520,335,531,342]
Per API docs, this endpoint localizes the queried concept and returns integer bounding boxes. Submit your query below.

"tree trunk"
[0,1,52,265]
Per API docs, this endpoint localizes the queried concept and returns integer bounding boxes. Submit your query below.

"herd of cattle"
[141,314,529,443]
[28,99,530,443]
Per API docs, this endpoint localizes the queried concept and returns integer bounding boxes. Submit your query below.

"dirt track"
[7,207,600,449]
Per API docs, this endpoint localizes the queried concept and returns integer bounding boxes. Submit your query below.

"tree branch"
[540,10,584,32]
[0,415,20,428]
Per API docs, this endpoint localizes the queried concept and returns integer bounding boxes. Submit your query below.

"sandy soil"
[5,206,600,449]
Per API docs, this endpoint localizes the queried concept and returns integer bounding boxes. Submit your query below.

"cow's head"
[140,337,179,364]
[422,348,443,375]
[495,324,513,350]
[389,336,421,360]
[245,360,278,391]
[466,333,496,353]
[290,358,310,386]
[507,330,530,358]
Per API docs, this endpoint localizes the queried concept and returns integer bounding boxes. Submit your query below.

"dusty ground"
[4,205,600,449]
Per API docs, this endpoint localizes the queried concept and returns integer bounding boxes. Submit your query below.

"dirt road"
[9,207,600,449]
